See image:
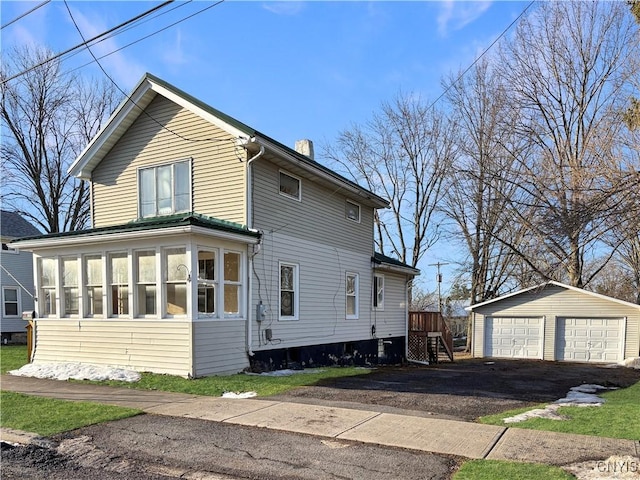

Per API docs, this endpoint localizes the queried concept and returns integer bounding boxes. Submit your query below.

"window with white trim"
[136,250,157,316]
[346,272,359,319]
[279,171,301,201]
[197,250,216,315]
[279,262,299,320]
[61,257,79,316]
[39,257,57,316]
[373,274,384,310]
[345,200,361,222]
[223,251,242,316]
[164,248,188,316]
[84,255,103,316]
[3,287,19,317]
[139,160,191,217]
[109,253,129,316]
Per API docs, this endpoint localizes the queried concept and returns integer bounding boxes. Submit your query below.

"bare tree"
[1,45,120,233]
[442,58,531,304]
[322,94,456,280]
[495,0,640,287]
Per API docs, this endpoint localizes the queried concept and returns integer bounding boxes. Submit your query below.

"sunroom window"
[39,258,57,316]
[139,160,191,217]
[136,250,157,316]
[61,257,79,315]
[109,253,129,316]
[165,248,188,315]
[85,255,103,316]
[224,251,241,316]
[198,250,216,315]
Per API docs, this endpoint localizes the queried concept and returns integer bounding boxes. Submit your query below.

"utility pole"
[428,262,449,313]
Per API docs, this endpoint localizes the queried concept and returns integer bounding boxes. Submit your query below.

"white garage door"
[557,318,624,363]
[485,317,543,359]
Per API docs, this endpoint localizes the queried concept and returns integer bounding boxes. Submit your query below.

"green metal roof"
[373,252,420,275]
[13,213,260,242]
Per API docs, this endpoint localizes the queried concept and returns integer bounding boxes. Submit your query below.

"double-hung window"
[279,262,298,320]
[109,253,129,316]
[346,272,359,319]
[85,255,103,316]
[165,248,187,315]
[139,160,191,217]
[136,250,157,316]
[373,274,384,310]
[198,250,216,315]
[223,252,241,316]
[39,258,57,316]
[3,287,19,317]
[61,257,79,316]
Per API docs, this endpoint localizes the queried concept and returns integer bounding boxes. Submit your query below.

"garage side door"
[484,317,543,359]
[557,318,624,363]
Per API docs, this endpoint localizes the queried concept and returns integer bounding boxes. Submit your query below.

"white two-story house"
[13,73,419,377]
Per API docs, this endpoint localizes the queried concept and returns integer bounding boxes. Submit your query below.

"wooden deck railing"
[408,311,454,362]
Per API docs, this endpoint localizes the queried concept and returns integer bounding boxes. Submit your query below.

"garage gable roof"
[465,280,640,312]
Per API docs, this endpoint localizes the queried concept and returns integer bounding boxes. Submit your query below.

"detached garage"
[467,281,640,363]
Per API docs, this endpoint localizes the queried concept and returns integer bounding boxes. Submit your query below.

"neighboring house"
[466,281,640,363]
[1,210,41,342]
[12,73,419,377]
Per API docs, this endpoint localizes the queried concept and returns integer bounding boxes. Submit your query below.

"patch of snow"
[8,362,141,382]
[503,384,610,424]
[564,455,640,480]
[221,391,257,399]
[620,357,640,369]
[245,368,326,377]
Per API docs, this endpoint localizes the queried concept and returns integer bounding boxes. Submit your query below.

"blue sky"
[1,0,532,295]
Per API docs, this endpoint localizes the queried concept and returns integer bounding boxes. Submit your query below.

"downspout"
[405,276,410,361]
[245,139,265,357]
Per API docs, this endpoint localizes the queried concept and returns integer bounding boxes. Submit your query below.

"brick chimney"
[295,139,314,160]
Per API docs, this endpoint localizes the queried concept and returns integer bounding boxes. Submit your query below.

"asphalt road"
[2,415,460,480]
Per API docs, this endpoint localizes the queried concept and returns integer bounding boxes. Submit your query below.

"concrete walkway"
[1,374,638,466]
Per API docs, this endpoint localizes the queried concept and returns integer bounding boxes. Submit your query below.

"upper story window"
[279,171,301,201]
[346,272,359,319]
[373,274,384,310]
[345,200,361,223]
[3,287,19,317]
[139,160,191,218]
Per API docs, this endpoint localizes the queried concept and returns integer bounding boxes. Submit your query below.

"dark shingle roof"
[0,210,41,239]
[12,213,259,242]
[372,252,420,275]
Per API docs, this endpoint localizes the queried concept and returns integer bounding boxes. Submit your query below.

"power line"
[1,0,51,30]
[62,0,232,145]
[427,0,536,112]
[1,1,174,86]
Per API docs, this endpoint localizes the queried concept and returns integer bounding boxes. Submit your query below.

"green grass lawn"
[0,345,30,374]
[453,460,575,480]
[0,391,141,436]
[480,380,640,440]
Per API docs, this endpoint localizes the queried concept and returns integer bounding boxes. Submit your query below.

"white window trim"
[278,170,302,202]
[197,248,218,318]
[163,247,189,318]
[38,257,58,318]
[345,199,361,223]
[279,262,299,321]
[138,158,192,218]
[83,254,105,318]
[108,252,131,318]
[134,249,159,318]
[346,272,359,319]
[223,249,244,318]
[61,256,80,318]
[2,287,20,318]
[373,273,384,311]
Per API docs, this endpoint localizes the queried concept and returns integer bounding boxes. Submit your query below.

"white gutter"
[243,138,265,358]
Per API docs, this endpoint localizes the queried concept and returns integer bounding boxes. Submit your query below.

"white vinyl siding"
[1,248,36,333]
[193,320,249,376]
[91,95,246,227]
[31,319,192,377]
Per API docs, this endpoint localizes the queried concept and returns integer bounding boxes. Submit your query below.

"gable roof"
[69,73,388,208]
[465,280,640,311]
[0,210,41,239]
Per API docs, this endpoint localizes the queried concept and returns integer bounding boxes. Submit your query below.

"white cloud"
[262,1,304,16]
[437,0,492,37]
[65,5,144,90]
[161,28,189,67]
